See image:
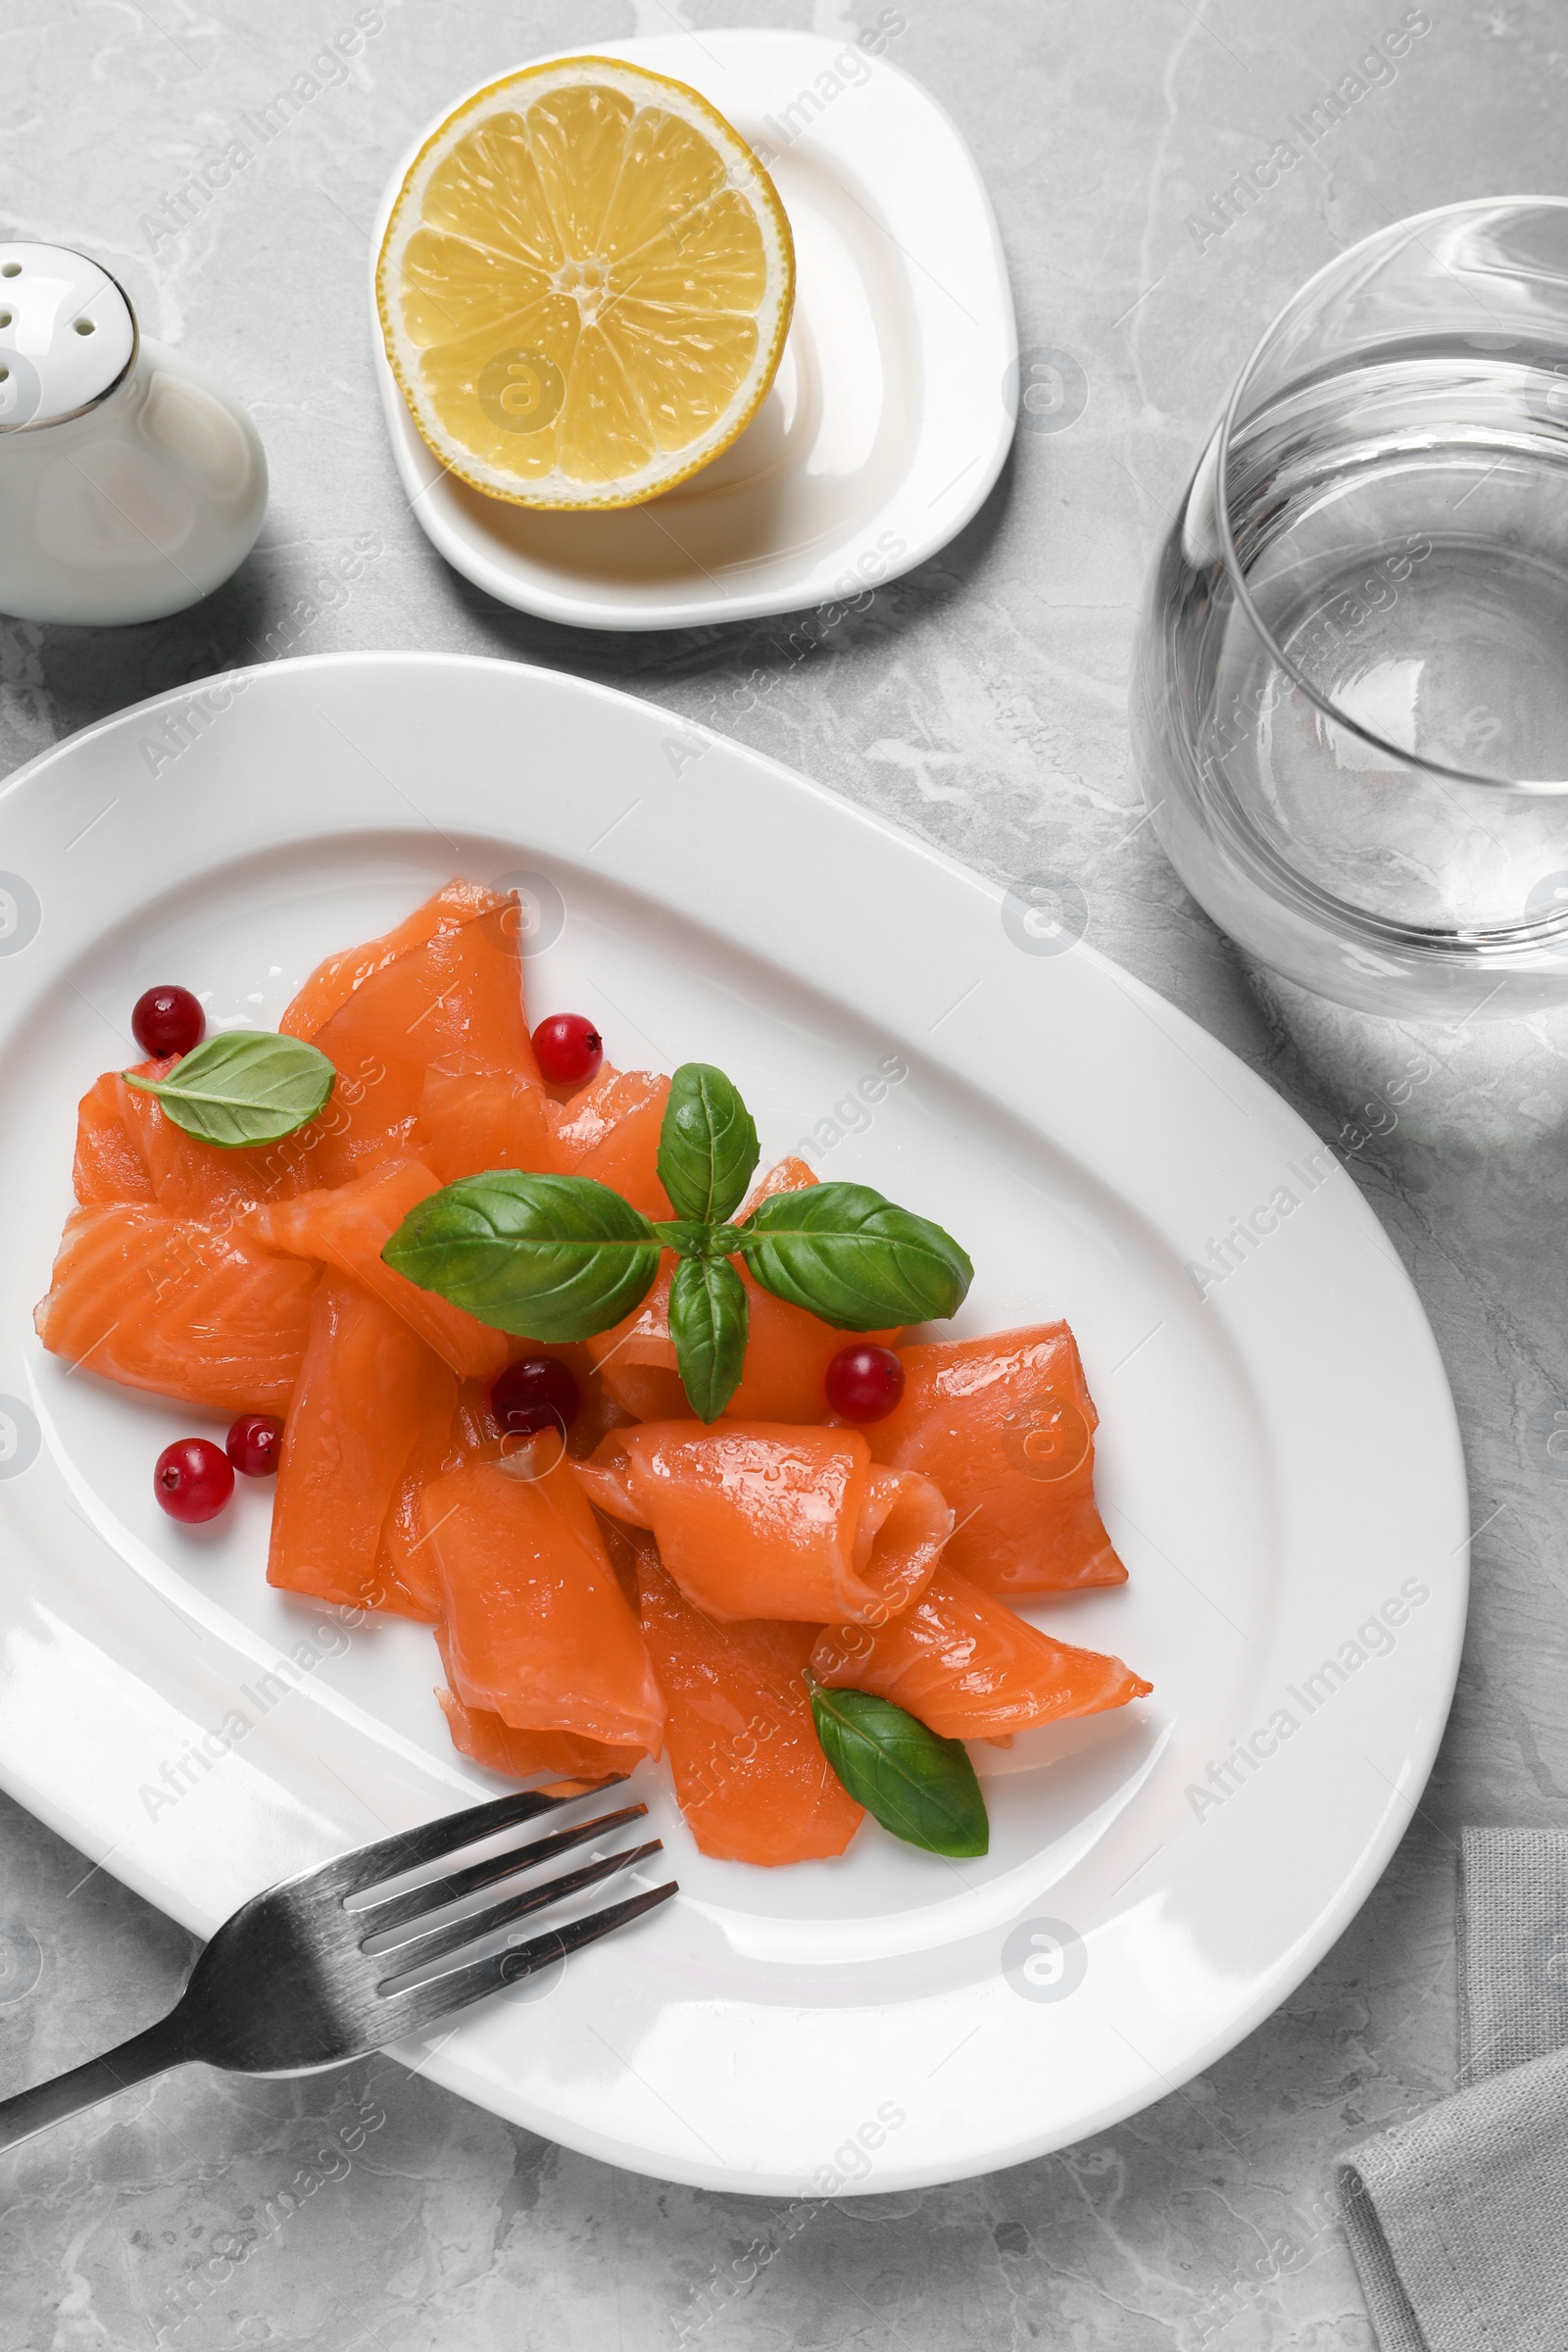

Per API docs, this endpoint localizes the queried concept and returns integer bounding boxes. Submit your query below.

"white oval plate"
[368,28,1017,630]
[0,654,1466,2192]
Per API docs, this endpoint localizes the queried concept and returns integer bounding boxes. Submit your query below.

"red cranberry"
[226,1413,283,1477]
[155,1438,234,1524]
[532,1013,603,1088]
[825,1343,906,1424]
[131,986,205,1058]
[491,1354,579,1438]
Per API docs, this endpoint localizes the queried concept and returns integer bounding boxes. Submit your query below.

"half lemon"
[375,57,796,511]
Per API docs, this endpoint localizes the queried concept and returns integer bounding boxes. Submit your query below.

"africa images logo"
[1002,1917,1088,2003]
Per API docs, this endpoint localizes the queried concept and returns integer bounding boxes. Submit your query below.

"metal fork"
[0,1776,674,2156]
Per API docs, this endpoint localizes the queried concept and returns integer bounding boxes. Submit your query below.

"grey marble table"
[2,2,1565,2344]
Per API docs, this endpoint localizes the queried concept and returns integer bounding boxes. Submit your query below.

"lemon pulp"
[376,58,796,511]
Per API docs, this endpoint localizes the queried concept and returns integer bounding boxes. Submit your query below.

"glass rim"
[1213,192,1568,798]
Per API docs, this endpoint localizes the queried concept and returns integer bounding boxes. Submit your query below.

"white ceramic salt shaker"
[0,243,267,625]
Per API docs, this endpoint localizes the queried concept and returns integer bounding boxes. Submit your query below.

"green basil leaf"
[382,1171,660,1342]
[808,1686,989,1858]
[124,1030,335,1149]
[737,1182,973,1330]
[651,1219,713,1259]
[668,1254,749,1423]
[657,1063,760,1226]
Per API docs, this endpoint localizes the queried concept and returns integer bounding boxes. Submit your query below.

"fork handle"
[0,2009,191,2156]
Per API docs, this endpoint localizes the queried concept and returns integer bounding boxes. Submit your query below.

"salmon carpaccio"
[245,1158,508,1380]
[268,1273,443,1618]
[811,1565,1152,1740]
[434,1626,646,1780]
[74,1060,306,1221]
[278,881,545,1188]
[864,1326,1128,1595]
[638,1552,864,1865]
[36,1203,316,1414]
[419,1451,665,1754]
[576,1421,953,1626]
[34,876,1153,1869]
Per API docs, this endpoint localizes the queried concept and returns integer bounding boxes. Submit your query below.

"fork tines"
[382,1882,678,2034]
[307,1776,676,2037]
[324,1776,633,1903]
[373,1837,667,1987]
[356,1802,651,1936]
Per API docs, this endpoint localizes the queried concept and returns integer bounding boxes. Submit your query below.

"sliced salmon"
[268,1274,441,1617]
[743,1155,817,1210]
[864,1325,1126,1594]
[811,1563,1152,1739]
[379,1342,618,1619]
[73,1069,158,1206]
[36,1203,316,1414]
[415,1066,551,1185]
[419,1451,664,1751]
[281,880,541,1064]
[576,1422,952,1625]
[74,1061,304,1225]
[638,1552,863,1865]
[375,1354,606,1627]
[245,1157,507,1379]
[432,1623,645,1776]
[547,1065,672,1219]
[377,1357,463,1616]
[436,1683,645,1780]
[283,884,541,1185]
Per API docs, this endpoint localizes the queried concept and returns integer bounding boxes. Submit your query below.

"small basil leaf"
[668,1254,749,1422]
[657,1063,760,1226]
[383,1171,660,1342]
[808,1686,989,1858]
[737,1182,973,1330]
[124,1030,335,1149]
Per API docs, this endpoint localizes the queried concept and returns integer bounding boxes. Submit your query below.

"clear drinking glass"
[1132,198,1568,1021]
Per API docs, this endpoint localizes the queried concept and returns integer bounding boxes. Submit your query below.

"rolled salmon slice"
[810,1564,1152,1740]
[864,1325,1127,1595]
[245,1156,507,1379]
[419,1452,664,1753]
[35,1203,316,1414]
[283,883,542,1186]
[575,1422,953,1625]
[268,1273,441,1618]
[638,1551,863,1866]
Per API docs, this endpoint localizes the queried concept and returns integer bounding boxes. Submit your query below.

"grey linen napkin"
[1337,1828,1568,2352]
